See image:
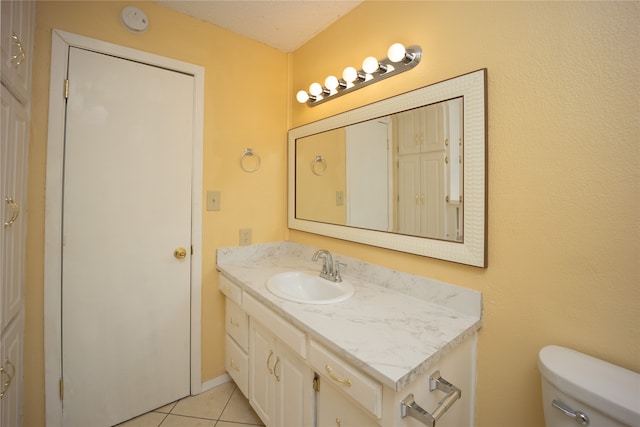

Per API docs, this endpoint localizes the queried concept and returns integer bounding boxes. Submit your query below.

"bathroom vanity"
[217,242,482,427]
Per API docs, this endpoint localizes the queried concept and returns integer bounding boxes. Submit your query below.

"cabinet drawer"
[225,298,248,351]
[225,334,248,397]
[317,377,379,427]
[309,340,382,419]
[243,293,307,358]
[219,274,242,305]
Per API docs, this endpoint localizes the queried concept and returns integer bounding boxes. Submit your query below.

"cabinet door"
[0,0,33,103]
[1,313,23,427]
[317,378,378,427]
[421,151,445,239]
[249,320,275,426]
[396,154,421,234]
[249,318,314,427]
[274,343,313,427]
[422,103,445,152]
[394,109,421,155]
[1,86,28,330]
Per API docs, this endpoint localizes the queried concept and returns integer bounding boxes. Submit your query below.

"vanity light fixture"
[296,43,422,107]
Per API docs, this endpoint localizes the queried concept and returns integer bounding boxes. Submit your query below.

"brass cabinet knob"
[174,247,187,259]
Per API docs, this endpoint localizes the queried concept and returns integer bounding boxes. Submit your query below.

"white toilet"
[538,345,640,427]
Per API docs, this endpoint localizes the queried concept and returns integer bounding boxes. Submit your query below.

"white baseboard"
[199,373,232,394]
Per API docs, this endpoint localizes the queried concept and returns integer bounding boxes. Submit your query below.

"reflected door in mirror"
[394,98,463,241]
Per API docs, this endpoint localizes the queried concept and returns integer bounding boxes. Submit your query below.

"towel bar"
[400,371,461,427]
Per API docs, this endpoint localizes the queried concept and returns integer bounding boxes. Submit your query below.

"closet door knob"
[174,247,187,259]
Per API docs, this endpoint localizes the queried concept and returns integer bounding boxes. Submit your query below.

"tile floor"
[116,381,264,427]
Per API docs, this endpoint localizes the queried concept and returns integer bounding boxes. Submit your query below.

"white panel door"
[62,47,193,427]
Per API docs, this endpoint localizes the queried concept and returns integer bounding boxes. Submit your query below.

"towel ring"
[312,155,327,176]
[240,148,261,173]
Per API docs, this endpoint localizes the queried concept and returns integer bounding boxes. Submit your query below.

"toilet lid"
[538,345,640,427]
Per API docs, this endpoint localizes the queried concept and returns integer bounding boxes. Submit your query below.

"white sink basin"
[266,271,355,304]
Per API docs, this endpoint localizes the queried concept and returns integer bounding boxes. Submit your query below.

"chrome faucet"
[312,249,344,282]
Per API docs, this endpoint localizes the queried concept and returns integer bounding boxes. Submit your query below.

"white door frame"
[43,29,204,426]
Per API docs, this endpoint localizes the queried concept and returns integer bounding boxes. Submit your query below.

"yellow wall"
[295,127,346,224]
[24,1,287,426]
[290,2,639,427]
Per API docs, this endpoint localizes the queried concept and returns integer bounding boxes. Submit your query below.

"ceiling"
[155,1,363,52]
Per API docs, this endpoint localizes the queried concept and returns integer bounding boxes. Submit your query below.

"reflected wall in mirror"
[295,97,463,242]
[288,69,486,267]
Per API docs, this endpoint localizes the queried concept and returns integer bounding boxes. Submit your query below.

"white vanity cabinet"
[248,317,313,427]
[219,276,314,427]
[217,250,480,427]
[244,292,313,427]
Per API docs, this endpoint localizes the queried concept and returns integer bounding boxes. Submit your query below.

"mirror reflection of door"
[346,118,392,231]
[395,98,463,241]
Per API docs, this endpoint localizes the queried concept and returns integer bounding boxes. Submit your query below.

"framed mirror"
[288,69,487,267]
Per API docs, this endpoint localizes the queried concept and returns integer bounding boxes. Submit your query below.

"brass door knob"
[174,247,187,259]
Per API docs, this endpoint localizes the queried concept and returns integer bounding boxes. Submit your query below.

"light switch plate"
[207,190,221,211]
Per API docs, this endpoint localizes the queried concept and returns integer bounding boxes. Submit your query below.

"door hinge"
[59,378,64,400]
[64,79,69,99]
[313,373,320,392]
[190,245,194,255]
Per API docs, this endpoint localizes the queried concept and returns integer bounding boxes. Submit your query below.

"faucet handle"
[313,251,328,273]
[333,261,347,282]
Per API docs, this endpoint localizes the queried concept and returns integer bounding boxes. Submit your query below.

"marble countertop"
[217,242,481,392]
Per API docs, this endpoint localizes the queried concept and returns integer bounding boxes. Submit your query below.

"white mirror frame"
[288,69,487,267]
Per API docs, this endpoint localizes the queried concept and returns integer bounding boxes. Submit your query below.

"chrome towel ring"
[312,155,327,176]
[240,148,261,173]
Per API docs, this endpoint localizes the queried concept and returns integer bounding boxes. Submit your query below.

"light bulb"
[387,43,406,62]
[342,66,358,83]
[362,56,380,74]
[309,82,323,97]
[324,75,339,91]
[296,90,309,103]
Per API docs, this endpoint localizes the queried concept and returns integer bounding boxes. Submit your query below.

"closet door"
[0,311,23,427]
[1,85,28,331]
[0,0,33,103]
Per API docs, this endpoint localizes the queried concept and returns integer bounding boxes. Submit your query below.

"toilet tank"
[538,345,640,427]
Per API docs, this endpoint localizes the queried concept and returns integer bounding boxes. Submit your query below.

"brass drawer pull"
[11,33,25,66]
[266,350,275,374]
[325,364,351,387]
[274,357,281,382]
[4,198,19,228]
[0,360,15,399]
